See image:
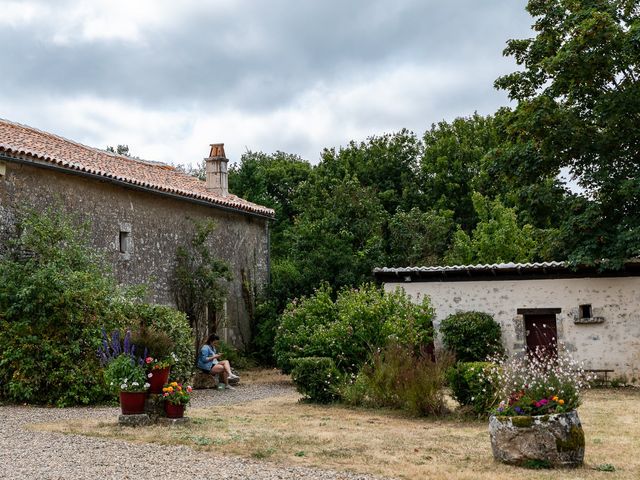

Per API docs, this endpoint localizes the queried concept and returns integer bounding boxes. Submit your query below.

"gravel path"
[0,383,390,480]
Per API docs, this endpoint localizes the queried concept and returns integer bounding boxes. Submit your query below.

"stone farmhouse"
[0,118,274,347]
[375,261,640,382]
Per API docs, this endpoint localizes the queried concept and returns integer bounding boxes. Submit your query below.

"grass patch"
[30,371,640,480]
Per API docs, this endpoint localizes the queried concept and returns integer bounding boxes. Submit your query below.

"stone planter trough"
[489,410,585,468]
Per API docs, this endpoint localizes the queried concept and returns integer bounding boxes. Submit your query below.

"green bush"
[0,208,196,406]
[439,311,503,362]
[446,361,498,415]
[0,208,126,406]
[274,283,434,374]
[120,304,195,382]
[216,339,254,370]
[290,357,342,403]
[342,343,453,416]
[248,299,280,365]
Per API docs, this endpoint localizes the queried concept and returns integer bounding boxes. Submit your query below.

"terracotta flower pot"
[148,366,171,394]
[489,410,585,468]
[119,391,147,415]
[164,402,185,418]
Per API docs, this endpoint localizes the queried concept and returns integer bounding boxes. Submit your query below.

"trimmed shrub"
[439,311,503,362]
[291,357,342,403]
[274,283,434,373]
[274,284,337,373]
[446,361,498,415]
[342,343,453,416]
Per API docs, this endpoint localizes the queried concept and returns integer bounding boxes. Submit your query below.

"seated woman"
[197,333,239,390]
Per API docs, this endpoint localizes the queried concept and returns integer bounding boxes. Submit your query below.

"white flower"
[132,382,139,387]
[120,383,127,390]
[148,373,153,378]
[171,353,178,361]
[124,378,128,383]
[144,383,150,389]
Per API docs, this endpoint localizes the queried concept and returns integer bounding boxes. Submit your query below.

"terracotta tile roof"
[0,118,275,218]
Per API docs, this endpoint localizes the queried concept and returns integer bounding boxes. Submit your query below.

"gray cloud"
[0,0,532,163]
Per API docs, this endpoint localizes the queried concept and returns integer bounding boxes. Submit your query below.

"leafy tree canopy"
[495,0,640,266]
[445,193,543,265]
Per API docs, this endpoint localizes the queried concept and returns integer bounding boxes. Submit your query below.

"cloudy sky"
[0,0,533,166]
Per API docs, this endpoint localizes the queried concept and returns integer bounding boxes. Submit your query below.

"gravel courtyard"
[0,382,388,480]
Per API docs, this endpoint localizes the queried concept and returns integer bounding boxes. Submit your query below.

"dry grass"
[32,371,640,480]
[236,367,292,385]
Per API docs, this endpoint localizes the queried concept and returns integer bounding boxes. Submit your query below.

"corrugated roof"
[0,118,275,218]
[374,262,567,274]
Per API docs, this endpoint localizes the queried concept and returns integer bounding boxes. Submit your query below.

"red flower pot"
[119,391,147,415]
[164,402,185,418]
[148,367,171,394]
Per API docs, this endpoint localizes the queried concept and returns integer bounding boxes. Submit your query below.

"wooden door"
[524,314,557,358]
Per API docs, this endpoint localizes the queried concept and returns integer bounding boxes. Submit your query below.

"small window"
[119,231,131,254]
[579,304,592,319]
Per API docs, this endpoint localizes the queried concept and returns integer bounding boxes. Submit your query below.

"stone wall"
[383,277,640,380]
[0,158,270,348]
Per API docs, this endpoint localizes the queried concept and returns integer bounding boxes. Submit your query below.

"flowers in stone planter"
[489,346,593,416]
[103,354,150,393]
[162,381,192,405]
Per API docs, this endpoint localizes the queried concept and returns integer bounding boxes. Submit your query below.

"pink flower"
[186,386,193,393]
[148,372,153,378]
[145,357,153,364]
[163,393,169,397]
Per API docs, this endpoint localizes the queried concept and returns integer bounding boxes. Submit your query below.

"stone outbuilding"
[0,118,274,347]
[374,261,640,382]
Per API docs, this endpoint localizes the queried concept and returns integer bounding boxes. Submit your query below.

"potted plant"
[487,347,592,468]
[131,326,176,394]
[103,353,150,415]
[162,381,192,418]
[145,354,177,394]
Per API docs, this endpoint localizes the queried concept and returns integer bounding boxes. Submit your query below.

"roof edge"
[374,261,640,282]
[0,151,275,220]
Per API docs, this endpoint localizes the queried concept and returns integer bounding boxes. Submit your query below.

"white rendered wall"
[384,277,640,381]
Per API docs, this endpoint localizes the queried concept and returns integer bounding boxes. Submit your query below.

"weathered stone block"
[489,411,585,468]
[118,414,151,427]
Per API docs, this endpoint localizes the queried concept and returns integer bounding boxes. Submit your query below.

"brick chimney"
[205,143,229,196]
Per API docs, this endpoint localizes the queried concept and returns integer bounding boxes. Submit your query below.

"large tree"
[229,151,312,258]
[495,0,640,266]
[420,113,500,230]
[318,130,424,213]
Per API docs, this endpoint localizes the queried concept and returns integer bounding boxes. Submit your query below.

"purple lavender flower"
[514,406,523,414]
[123,330,131,356]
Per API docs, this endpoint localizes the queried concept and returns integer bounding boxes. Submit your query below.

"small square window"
[119,231,131,254]
[579,304,592,319]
